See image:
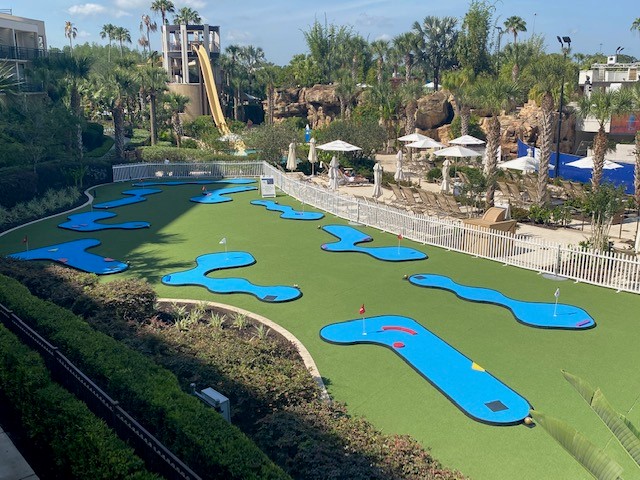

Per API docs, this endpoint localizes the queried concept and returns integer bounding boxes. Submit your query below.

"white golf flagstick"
[553,288,560,316]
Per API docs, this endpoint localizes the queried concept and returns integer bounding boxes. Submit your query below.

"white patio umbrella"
[397,132,428,142]
[316,139,362,152]
[449,134,486,146]
[441,158,452,193]
[498,148,539,173]
[328,156,341,191]
[308,137,318,175]
[406,137,445,149]
[433,145,482,159]
[372,162,383,199]
[394,150,405,182]
[566,156,623,170]
[286,142,297,171]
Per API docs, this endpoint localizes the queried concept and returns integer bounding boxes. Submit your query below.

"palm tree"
[113,27,132,57]
[173,7,201,25]
[140,14,158,54]
[64,21,78,55]
[369,81,402,150]
[578,89,634,190]
[393,32,417,82]
[631,84,640,207]
[504,16,527,81]
[370,39,389,85]
[151,0,175,26]
[138,65,168,145]
[412,16,458,91]
[335,73,357,119]
[399,81,425,161]
[442,68,475,137]
[164,92,190,147]
[256,64,279,125]
[528,54,571,206]
[224,44,244,121]
[0,63,20,97]
[631,17,640,35]
[471,76,521,207]
[238,45,265,96]
[100,24,117,62]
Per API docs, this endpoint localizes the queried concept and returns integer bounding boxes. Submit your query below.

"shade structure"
[398,132,428,142]
[286,142,297,171]
[441,158,452,193]
[316,140,362,152]
[434,145,482,159]
[450,135,486,146]
[406,137,445,149]
[308,138,318,175]
[394,150,405,182]
[372,162,383,199]
[328,156,340,191]
[566,156,623,170]
[499,148,539,173]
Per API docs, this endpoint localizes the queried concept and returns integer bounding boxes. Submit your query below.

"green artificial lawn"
[3,181,640,480]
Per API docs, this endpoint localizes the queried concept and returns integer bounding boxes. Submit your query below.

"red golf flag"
[359,304,365,315]
[22,235,28,244]
[397,233,403,240]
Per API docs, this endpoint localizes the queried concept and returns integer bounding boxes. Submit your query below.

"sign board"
[260,176,276,198]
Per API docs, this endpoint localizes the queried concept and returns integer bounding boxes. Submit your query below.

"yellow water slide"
[193,44,231,136]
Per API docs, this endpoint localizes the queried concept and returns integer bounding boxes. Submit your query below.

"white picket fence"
[112,161,640,294]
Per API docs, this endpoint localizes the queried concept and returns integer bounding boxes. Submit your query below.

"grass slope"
[3,181,640,480]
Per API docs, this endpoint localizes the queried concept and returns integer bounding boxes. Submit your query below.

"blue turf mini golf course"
[7,239,128,275]
[94,188,162,209]
[134,179,257,187]
[58,212,150,231]
[251,200,324,220]
[321,225,427,262]
[408,274,595,329]
[162,251,301,302]
[190,186,258,204]
[320,315,531,425]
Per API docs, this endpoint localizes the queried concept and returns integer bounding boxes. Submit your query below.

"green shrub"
[86,136,115,158]
[92,279,157,323]
[0,325,158,479]
[0,275,289,480]
[181,138,199,149]
[82,122,105,150]
[0,186,81,231]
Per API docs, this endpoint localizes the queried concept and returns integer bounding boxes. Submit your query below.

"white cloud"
[77,30,91,38]
[226,29,252,44]
[67,3,106,16]
[114,10,131,18]
[113,0,148,9]
[183,0,206,8]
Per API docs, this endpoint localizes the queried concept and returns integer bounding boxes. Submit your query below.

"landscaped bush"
[0,275,289,480]
[0,186,81,232]
[91,278,157,323]
[0,324,158,480]
[138,145,241,162]
[86,136,115,158]
[82,122,105,150]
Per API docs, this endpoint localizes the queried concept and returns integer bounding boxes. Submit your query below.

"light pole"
[555,35,571,178]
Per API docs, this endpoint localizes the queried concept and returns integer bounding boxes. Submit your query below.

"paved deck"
[0,426,37,480]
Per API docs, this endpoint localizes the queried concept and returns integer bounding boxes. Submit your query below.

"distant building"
[161,23,221,119]
[0,11,47,92]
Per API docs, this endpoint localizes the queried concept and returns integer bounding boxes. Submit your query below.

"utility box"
[197,387,231,422]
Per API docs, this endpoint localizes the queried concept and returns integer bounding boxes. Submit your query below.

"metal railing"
[0,45,46,60]
[0,303,202,480]
[111,161,640,294]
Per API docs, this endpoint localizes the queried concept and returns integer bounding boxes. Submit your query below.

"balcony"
[0,44,46,61]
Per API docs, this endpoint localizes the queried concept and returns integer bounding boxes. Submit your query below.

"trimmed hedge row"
[0,324,158,480]
[138,145,258,163]
[0,275,289,480]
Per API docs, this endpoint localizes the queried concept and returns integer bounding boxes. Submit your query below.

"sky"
[9,0,640,66]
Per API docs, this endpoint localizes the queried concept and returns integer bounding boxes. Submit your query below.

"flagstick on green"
[360,304,366,335]
[553,288,560,317]
[397,233,403,254]
[219,237,227,258]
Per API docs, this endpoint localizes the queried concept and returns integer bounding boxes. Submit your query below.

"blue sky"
[13,0,640,65]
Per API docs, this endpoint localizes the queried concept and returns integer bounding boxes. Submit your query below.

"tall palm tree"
[504,16,527,81]
[173,7,201,25]
[442,68,476,137]
[370,39,389,85]
[113,27,132,56]
[393,32,417,82]
[369,81,402,150]
[100,24,116,62]
[631,17,640,35]
[471,76,521,207]
[412,16,458,91]
[151,0,175,26]
[0,63,20,97]
[140,14,158,54]
[164,92,190,147]
[335,72,357,119]
[528,54,571,206]
[224,44,244,121]
[256,64,278,125]
[631,84,640,207]
[399,81,425,161]
[238,45,265,95]
[64,21,78,56]
[138,65,168,145]
[578,89,634,190]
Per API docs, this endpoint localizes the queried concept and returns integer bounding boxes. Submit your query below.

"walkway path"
[0,425,38,480]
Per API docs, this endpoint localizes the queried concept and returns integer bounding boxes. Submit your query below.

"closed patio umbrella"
[441,158,452,193]
[394,150,405,182]
[286,142,297,171]
[372,162,383,199]
[308,137,318,175]
[328,156,340,191]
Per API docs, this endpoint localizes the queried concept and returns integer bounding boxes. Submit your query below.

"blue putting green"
[134,179,256,186]
[250,200,324,220]
[7,239,128,275]
[190,186,258,204]
[321,225,427,262]
[161,251,301,302]
[320,315,531,425]
[58,212,150,231]
[94,188,162,209]
[408,274,595,330]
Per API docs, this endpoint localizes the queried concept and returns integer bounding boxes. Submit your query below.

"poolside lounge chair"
[399,186,427,213]
[463,207,517,234]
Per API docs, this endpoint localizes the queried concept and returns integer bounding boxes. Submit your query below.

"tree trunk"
[377,59,383,85]
[536,93,554,206]
[591,127,607,191]
[149,93,157,146]
[405,100,417,162]
[511,63,520,82]
[267,85,274,125]
[460,105,470,137]
[113,103,125,159]
[484,116,500,207]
